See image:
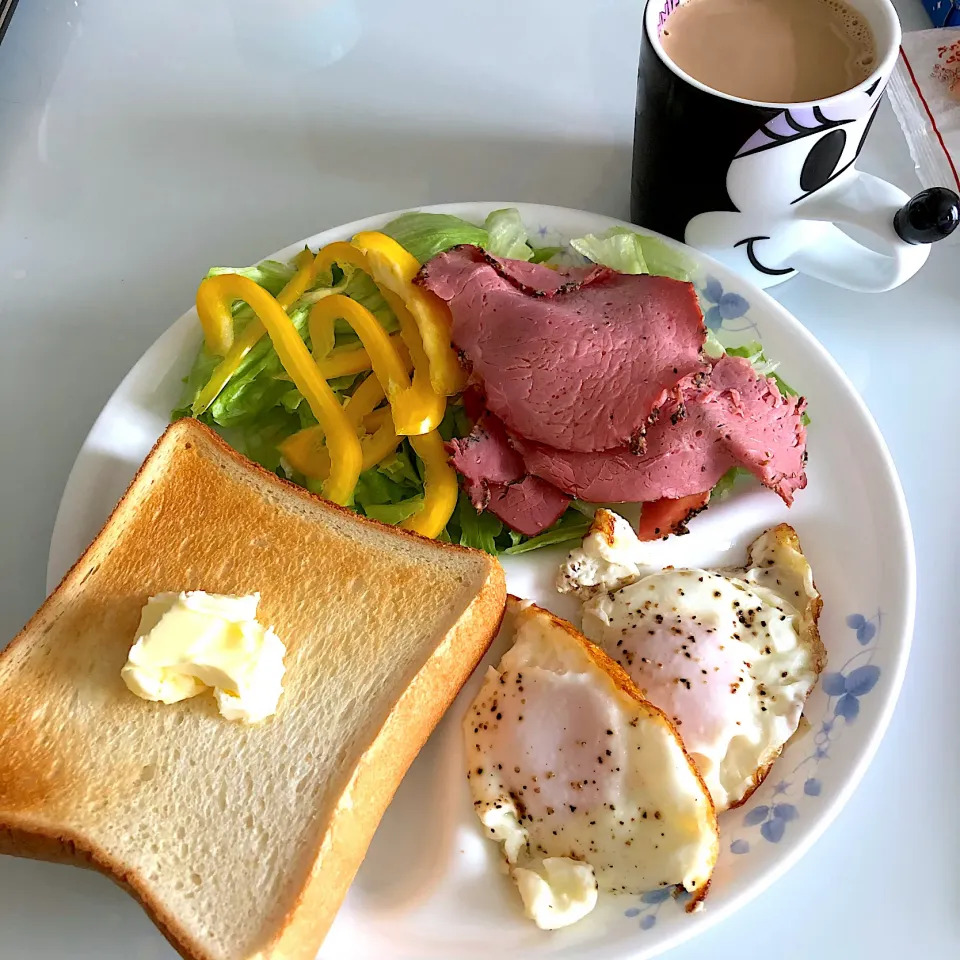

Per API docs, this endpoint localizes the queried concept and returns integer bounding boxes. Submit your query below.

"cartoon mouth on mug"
[685,88,883,279]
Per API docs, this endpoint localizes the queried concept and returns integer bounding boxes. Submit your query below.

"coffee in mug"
[661,0,877,103]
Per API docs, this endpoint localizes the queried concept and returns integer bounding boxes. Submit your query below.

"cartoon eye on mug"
[722,96,879,218]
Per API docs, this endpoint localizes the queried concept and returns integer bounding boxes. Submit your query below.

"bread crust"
[0,418,506,960]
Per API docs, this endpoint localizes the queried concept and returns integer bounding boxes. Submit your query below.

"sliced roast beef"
[446,412,570,534]
[416,244,709,454]
[510,355,807,504]
[484,476,570,536]
[446,413,524,511]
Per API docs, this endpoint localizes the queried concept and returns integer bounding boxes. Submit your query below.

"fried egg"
[464,599,719,930]
[559,510,824,812]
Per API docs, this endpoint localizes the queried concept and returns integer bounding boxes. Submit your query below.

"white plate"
[46,203,915,960]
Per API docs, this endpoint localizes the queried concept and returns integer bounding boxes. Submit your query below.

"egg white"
[464,600,719,929]
[560,511,824,812]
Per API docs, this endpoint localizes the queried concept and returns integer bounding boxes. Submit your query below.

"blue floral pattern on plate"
[724,612,881,856]
[700,276,753,334]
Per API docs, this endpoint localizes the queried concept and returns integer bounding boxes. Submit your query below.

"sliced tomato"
[637,490,710,541]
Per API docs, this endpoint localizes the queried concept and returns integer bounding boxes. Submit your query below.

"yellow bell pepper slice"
[308,295,440,436]
[280,368,404,480]
[402,431,459,538]
[361,420,402,469]
[344,371,387,426]
[279,414,400,479]
[277,425,328,479]
[195,274,361,505]
[193,256,347,416]
[379,287,446,422]
[362,407,391,433]
[308,309,336,362]
[308,332,406,381]
[351,231,465,396]
[194,252,317,359]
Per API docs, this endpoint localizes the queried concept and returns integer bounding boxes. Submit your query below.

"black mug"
[631,0,959,291]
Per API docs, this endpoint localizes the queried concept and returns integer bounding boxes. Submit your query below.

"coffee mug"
[631,0,960,291]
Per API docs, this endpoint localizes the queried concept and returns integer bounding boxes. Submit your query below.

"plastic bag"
[888,28,960,242]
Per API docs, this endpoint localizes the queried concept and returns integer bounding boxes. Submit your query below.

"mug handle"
[789,174,958,292]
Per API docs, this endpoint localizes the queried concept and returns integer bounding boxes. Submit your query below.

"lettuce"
[457,494,504,554]
[206,260,296,297]
[364,497,424,525]
[381,211,488,264]
[570,226,692,281]
[502,510,593,555]
[529,245,563,264]
[483,208,534,261]
[710,466,749,502]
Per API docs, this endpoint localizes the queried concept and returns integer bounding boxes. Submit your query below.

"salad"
[173,209,801,555]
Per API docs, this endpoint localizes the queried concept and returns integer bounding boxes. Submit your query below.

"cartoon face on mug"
[685,84,883,282]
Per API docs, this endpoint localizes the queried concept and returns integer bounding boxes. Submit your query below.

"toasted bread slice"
[0,418,506,960]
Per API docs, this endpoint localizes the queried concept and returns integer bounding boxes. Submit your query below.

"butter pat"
[122,592,286,723]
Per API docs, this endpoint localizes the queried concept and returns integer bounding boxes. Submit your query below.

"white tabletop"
[0,2,957,958]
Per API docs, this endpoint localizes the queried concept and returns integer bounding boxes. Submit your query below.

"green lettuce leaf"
[353,468,412,510]
[710,466,749,502]
[483,209,534,261]
[336,270,398,341]
[457,494,504,554]
[570,226,692,281]
[437,402,473,443]
[199,305,311,427]
[364,497,424,525]
[377,447,422,487]
[172,346,220,421]
[206,259,296,297]
[529,245,563,264]
[381,211,488,264]
[502,510,593,555]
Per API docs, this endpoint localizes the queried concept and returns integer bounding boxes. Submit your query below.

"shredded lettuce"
[377,448,422,487]
[363,497,424,525]
[710,466,750,502]
[570,226,692,282]
[381,211,488,264]
[724,340,779,377]
[483,208,534,261]
[457,494,504,554]
[336,270,398,340]
[529,245,563,264]
[503,511,593,555]
[206,260,296,297]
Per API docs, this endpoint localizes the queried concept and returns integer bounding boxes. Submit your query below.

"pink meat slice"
[416,245,709,453]
[511,355,807,504]
[484,477,570,537]
[447,413,526,501]
[446,413,571,535]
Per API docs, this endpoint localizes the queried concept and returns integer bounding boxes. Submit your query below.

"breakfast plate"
[46,202,915,960]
